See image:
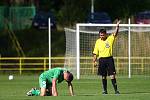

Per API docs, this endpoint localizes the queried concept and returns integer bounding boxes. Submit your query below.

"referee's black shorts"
[98,56,116,76]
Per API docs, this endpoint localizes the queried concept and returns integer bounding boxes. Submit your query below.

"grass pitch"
[0,75,150,100]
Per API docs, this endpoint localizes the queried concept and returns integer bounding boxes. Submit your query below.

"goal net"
[64,24,150,79]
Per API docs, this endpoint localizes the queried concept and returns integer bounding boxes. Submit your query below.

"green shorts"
[39,74,52,89]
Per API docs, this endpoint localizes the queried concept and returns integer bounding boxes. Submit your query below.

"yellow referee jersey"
[93,34,115,58]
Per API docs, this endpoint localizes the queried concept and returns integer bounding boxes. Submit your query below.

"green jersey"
[39,67,67,88]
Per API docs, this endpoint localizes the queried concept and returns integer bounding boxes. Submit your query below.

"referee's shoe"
[102,91,108,94]
[115,90,120,94]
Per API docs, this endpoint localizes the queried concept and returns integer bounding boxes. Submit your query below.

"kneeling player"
[27,67,74,96]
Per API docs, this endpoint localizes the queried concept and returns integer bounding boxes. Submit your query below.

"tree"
[95,0,150,21]
[58,0,90,26]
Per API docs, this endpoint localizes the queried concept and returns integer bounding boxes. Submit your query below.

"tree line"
[38,0,150,26]
[1,0,150,26]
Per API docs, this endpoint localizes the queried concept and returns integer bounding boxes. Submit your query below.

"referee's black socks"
[111,78,118,91]
[102,77,107,92]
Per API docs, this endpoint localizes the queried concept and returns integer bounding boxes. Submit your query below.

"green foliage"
[0,28,65,57]
[0,0,5,5]
[57,0,90,26]
[39,0,150,24]
[1,0,150,24]
[95,0,150,20]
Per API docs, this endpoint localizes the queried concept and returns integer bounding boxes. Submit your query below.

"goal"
[64,23,150,79]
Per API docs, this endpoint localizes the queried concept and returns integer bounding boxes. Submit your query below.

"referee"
[93,20,120,94]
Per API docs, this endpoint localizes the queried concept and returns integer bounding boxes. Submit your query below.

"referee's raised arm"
[113,20,121,37]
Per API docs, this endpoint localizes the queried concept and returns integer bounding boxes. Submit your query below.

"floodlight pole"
[48,18,51,69]
[91,0,94,13]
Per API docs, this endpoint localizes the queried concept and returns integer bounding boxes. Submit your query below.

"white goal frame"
[76,21,150,79]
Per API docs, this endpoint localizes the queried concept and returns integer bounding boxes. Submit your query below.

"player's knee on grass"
[40,88,46,96]
[40,92,46,96]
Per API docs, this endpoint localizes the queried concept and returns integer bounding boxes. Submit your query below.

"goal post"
[64,23,150,79]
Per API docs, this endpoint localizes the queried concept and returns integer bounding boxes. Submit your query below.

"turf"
[0,75,150,100]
